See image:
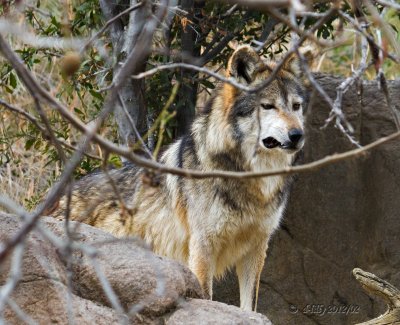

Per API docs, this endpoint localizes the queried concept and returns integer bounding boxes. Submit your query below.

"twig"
[101,151,130,215]
[89,256,128,324]
[4,298,37,325]
[0,243,25,313]
[132,62,251,91]
[217,0,293,10]
[117,93,153,159]
[254,17,279,51]
[222,4,239,17]
[363,0,400,57]
[375,0,400,10]
[33,99,67,164]
[338,10,400,64]
[321,27,370,145]
[377,71,400,130]
[0,20,85,50]
[133,83,180,152]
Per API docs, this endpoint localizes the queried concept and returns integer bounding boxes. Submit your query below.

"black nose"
[288,128,304,144]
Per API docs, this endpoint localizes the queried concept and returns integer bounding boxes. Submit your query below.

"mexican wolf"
[52,45,311,311]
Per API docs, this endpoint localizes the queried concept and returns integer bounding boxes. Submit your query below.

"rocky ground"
[0,213,271,324]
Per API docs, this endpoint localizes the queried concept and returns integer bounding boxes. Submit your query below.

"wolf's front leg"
[188,237,214,299]
[236,242,267,311]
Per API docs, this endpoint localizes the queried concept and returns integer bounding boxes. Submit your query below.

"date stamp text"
[289,304,360,316]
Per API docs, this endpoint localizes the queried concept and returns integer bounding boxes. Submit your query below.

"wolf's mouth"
[262,137,281,149]
[262,137,300,151]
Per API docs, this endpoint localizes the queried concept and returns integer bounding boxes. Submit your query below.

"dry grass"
[0,107,61,210]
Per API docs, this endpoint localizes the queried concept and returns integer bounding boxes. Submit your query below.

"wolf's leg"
[188,238,214,299]
[236,242,267,311]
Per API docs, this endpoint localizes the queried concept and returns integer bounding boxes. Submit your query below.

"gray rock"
[214,75,400,325]
[166,299,272,324]
[45,218,203,318]
[0,213,271,324]
[0,215,121,325]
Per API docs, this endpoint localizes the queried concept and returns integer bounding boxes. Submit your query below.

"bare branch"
[338,10,400,64]
[353,268,400,325]
[217,0,294,10]
[132,62,251,91]
[376,0,400,10]
[0,20,85,50]
[0,243,24,313]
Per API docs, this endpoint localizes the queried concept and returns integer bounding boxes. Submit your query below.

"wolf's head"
[194,45,312,170]
[228,45,311,153]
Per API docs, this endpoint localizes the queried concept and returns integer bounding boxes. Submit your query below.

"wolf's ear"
[283,47,314,77]
[227,45,262,84]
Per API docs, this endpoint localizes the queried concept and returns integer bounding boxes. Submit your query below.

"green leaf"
[74,107,85,116]
[89,89,103,100]
[201,79,215,89]
[9,72,17,89]
[25,138,35,150]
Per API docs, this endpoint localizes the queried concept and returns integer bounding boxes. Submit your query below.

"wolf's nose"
[288,128,304,144]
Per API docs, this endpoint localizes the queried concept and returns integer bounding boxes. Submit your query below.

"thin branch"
[200,32,235,65]
[375,0,400,10]
[4,298,37,325]
[33,99,67,164]
[377,71,400,130]
[0,20,85,50]
[222,4,239,17]
[217,0,294,10]
[254,17,279,51]
[132,62,251,91]
[117,93,153,159]
[0,243,24,312]
[89,256,128,324]
[338,10,400,64]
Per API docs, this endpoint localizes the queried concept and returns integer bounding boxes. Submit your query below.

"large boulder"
[0,213,271,324]
[214,75,400,324]
[167,299,271,324]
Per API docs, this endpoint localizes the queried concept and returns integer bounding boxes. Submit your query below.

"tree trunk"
[176,0,204,136]
[100,0,150,149]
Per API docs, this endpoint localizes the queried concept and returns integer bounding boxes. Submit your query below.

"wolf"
[51,45,311,311]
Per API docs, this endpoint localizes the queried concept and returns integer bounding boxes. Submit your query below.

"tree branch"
[353,268,400,325]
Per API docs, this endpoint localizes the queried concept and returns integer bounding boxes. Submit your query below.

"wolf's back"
[52,163,143,230]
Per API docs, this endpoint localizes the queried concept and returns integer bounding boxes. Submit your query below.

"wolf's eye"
[293,103,301,111]
[261,104,275,110]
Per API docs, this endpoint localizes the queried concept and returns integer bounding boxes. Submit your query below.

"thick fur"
[51,46,311,311]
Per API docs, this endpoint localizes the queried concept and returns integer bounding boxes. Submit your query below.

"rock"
[0,215,120,325]
[166,299,272,324]
[45,218,203,318]
[0,213,271,324]
[214,75,400,325]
